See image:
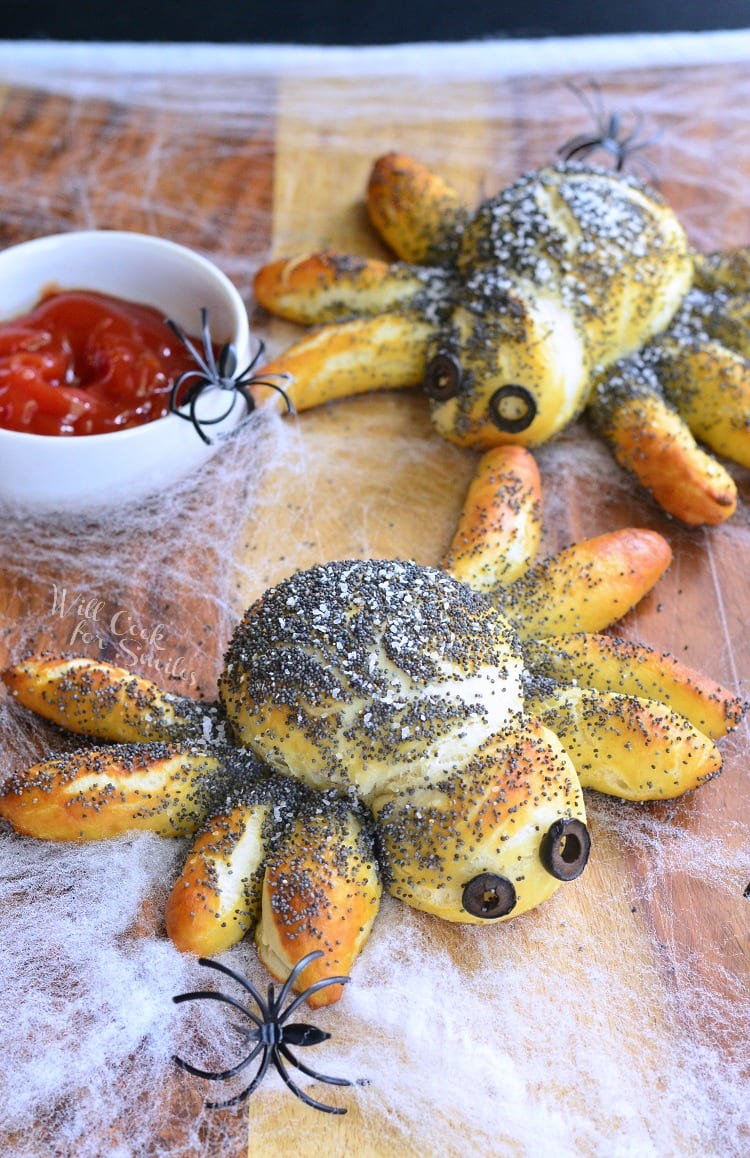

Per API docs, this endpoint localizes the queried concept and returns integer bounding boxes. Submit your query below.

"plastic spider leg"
[271,1046,348,1115]
[165,317,213,380]
[254,251,430,325]
[565,79,608,130]
[276,975,351,1023]
[0,743,228,841]
[175,957,273,1031]
[278,1040,352,1088]
[255,312,433,414]
[557,135,610,162]
[270,949,329,1015]
[179,1042,266,1083]
[188,386,213,444]
[200,307,221,380]
[169,368,209,415]
[235,377,294,418]
[230,339,266,387]
[205,1048,274,1109]
[174,1035,265,1082]
[173,988,264,1027]
[588,353,738,526]
[187,387,243,445]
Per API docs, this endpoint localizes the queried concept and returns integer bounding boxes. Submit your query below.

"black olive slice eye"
[462,872,517,919]
[540,818,591,881]
[423,353,463,401]
[489,384,537,433]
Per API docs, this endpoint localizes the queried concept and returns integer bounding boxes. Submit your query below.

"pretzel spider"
[254,151,750,527]
[1,453,743,1005]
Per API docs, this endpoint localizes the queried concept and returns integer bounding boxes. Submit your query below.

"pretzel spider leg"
[0,743,230,841]
[520,621,745,801]
[656,338,750,471]
[523,632,745,740]
[366,151,469,264]
[498,528,673,638]
[442,445,543,590]
[255,805,381,1008]
[256,312,433,414]
[693,247,750,294]
[254,251,433,325]
[588,353,738,526]
[525,684,722,801]
[1,656,214,743]
[165,788,277,957]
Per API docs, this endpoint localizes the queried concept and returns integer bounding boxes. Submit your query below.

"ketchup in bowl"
[0,290,203,436]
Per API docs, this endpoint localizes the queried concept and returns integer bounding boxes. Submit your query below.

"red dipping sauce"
[0,290,202,436]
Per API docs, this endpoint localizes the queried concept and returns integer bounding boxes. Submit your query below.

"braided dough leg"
[165,795,273,956]
[256,808,381,1008]
[2,656,206,742]
[658,339,750,469]
[589,361,737,526]
[256,312,432,413]
[0,744,224,841]
[693,247,750,293]
[527,686,721,801]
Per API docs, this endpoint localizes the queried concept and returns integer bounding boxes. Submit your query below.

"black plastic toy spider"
[558,81,661,175]
[167,308,294,444]
[172,951,353,1114]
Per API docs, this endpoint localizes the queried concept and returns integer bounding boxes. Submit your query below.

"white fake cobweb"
[0,40,749,1157]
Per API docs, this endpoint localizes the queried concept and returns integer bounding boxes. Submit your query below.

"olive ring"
[462,872,517,919]
[488,384,537,433]
[423,352,463,401]
[540,817,591,881]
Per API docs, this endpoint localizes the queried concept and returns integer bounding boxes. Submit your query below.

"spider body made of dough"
[1,456,744,1005]
[254,154,750,526]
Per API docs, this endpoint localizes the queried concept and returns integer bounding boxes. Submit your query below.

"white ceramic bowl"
[0,231,251,510]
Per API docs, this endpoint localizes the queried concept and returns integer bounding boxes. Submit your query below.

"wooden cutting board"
[0,52,748,1156]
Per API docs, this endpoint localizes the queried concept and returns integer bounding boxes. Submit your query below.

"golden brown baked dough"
[2,656,201,742]
[442,445,542,590]
[256,806,381,1008]
[0,744,223,841]
[1,540,744,998]
[253,152,750,525]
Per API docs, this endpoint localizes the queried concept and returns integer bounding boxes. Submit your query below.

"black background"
[2,1,749,44]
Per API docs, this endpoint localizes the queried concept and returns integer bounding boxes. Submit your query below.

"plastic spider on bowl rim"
[167,308,294,445]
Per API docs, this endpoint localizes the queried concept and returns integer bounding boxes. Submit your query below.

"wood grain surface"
[0,52,748,1157]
